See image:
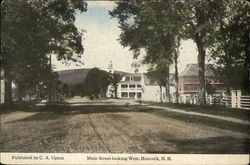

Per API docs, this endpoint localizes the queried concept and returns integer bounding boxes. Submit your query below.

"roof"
[179,64,214,77]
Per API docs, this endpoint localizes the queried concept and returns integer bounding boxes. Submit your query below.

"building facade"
[178,64,226,103]
[115,73,167,102]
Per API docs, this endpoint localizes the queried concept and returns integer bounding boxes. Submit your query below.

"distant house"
[116,72,167,102]
[178,64,226,102]
[106,61,170,102]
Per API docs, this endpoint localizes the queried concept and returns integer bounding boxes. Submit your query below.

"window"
[125,76,130,81]
[121,92,128,98]
[121,84,128,88]
[129,92,136,98]
[137,92,142,98]
[137,84,142,88]
[184,84,197,90]
[134,76,141,81]
[129,84,136,88]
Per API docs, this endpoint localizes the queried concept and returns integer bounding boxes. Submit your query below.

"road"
[0,97,249,153]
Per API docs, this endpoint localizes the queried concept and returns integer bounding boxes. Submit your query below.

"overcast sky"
[52,1,199,73]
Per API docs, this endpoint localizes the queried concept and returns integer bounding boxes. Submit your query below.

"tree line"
[110,0,249,105]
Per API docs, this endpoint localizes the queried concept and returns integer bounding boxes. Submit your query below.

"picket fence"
[179,90,250,110]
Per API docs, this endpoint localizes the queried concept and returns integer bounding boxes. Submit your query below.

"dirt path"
[0,99,249,153]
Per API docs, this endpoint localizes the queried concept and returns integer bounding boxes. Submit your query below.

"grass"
[146,108,249,135]
[150,102,250,121]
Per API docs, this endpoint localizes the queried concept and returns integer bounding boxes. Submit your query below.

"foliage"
[208,0,250,93]
[110,0,183,102]
[111,0,249,104]
[110,73,122,98]
[81,68,111,99]
[1,0,87,104]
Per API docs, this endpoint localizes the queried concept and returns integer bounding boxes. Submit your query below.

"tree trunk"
[174,59,179,103]
[17,83,23,102]
[165,68,170,102]
[159,85,163,103]
[4,70,12,106]
[174,39,180,103]
[114,86,118,98]
[195,35,206,105]
[48,55,52,104]
[243,32,249,94]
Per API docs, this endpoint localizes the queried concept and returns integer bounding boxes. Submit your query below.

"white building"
[116,73,169,102]
[106,60,176,102]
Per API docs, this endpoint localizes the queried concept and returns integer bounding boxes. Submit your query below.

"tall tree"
[1,0,87,105]
[208,0,250,94]
[81,68,111,99]
[110,73,122,98]
[147,59,169,102]
[110,0,183,102]
[111,0,228,105]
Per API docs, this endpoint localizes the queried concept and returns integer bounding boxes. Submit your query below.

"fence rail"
[178,90,249,110]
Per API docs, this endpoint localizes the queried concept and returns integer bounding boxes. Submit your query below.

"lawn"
[146,108,249,135]
[150,102,250,121]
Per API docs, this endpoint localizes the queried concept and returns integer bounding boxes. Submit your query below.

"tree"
[208,0,250,94]
[1,0,87,105]
[110,73,122,98]
[110,0,183,103]
[147,60,169,102]
[81,68,111,100]
[111,0,230,105]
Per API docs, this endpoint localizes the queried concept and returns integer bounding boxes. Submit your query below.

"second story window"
[134,76,141,81]
[121,84,128,88]
[129,84,136,88]
[125,76,130,81]
[137,84,142,88]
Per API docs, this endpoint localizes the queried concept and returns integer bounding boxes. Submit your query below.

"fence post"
[231,90,236,108]
[183,96,186,104]
[209,95,212,105]
[237,90,241,108]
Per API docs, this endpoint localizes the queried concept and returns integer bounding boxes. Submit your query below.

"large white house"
[106,61,172,102]
[116,73,167,102]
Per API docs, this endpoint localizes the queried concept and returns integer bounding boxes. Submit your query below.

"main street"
[0,97,248,153]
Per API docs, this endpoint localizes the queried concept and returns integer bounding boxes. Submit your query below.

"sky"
[52,1,199,73]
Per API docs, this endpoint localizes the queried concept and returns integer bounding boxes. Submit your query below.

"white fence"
[179,90,250,110]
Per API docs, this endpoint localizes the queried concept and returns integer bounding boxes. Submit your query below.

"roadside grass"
[146,108,249,135]
[150,102,249,121]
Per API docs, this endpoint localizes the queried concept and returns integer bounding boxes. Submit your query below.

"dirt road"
[0,98,249,153]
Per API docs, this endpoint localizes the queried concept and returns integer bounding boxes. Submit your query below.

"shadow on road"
[5,103,147,123]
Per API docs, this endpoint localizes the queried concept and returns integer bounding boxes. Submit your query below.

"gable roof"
[179,64,214,77]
